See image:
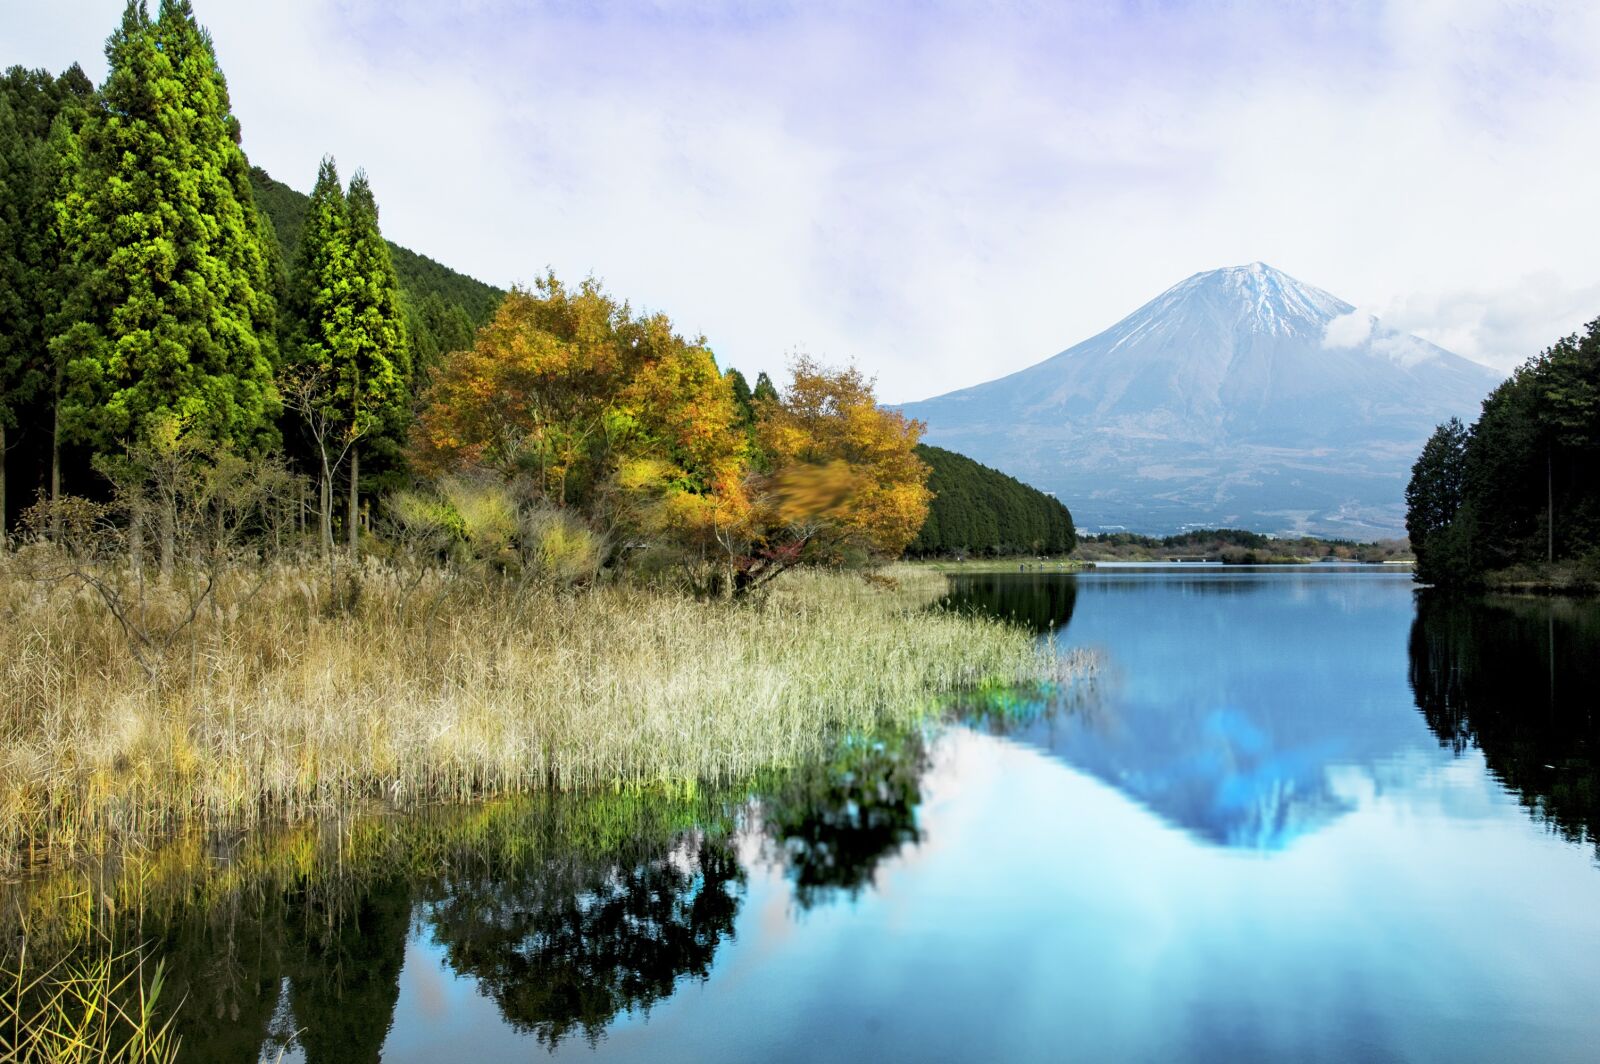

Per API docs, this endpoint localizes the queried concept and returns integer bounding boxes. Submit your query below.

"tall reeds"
[1,936,179,1063]
[0,557,1068,875]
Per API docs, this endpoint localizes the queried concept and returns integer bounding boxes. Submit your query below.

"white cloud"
[1373,275,1600,373]
[1322,311,1374,350]
[7,0,1600,399]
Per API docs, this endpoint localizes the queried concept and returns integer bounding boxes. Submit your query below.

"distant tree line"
[905,445,1076,557]
[1407,317,1599,587]
[1076,528,1409,564]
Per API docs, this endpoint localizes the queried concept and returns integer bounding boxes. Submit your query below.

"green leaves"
[56,0,280,456]
[287,159,411,443]
[1405,417,1469,584]
[1408,318,1600,585]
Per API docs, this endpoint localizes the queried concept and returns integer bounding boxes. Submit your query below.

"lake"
[15,566,1600,1062]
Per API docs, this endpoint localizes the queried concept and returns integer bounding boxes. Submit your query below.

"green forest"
[1407,317,1600,589]
[0,24,505,534]
[906,444,1076,557]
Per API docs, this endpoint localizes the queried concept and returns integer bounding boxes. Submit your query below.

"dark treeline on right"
[906,444,1076,557]
[1407,317,1600,588]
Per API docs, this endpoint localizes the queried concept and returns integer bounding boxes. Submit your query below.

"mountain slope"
[908,444,1076,557]
[900,263,1502,538]
[249,166,504,326]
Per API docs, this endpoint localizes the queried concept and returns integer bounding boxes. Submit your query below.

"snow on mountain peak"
[1125,262,1353,342]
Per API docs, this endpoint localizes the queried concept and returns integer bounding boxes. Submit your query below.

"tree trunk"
[348,442,360,557]
[0,421,8,548]
[158,488,175,583]
[50,372,62,543]
[1547,444,1554,564]
[129,494,145,579]
[318,451,333,564]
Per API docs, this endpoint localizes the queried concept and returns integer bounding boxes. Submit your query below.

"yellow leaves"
[768,460,862,525]
[413,276,753,547]
[755,357,932,557]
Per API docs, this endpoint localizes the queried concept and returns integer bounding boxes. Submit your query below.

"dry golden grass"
[0,557,1066,875]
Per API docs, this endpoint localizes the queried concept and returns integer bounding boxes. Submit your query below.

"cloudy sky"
[10,0,1600,401]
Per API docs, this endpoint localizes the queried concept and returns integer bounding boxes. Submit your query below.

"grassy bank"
[1479,561,1600,596]
[0,557,1070,875]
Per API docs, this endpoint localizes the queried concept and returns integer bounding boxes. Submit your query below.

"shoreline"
[0,560,1076,878]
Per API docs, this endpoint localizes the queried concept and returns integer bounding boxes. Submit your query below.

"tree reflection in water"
[1409,592,1600,858]
[426,832,744,1048]
[3,724,940,1060]
[942,573,1077,634]
[760,729,930,908]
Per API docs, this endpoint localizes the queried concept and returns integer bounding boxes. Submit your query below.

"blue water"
[174,567,1600,1061]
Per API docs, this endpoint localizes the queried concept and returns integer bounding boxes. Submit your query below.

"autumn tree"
[411,274,749,564]
[739,357,931,590]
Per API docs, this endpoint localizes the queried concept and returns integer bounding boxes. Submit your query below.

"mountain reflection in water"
[946,568,1448,850]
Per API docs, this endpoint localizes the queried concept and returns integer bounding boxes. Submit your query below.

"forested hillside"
[907,445,1076,557]
[1407,316,1600,589]
[248,166,501,375]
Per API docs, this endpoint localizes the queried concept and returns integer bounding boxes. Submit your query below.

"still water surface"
[53,567,1600,1061]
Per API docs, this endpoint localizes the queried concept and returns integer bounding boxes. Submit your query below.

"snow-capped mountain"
[899,263,1503,538]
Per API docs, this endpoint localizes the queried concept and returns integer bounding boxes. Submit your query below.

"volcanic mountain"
[899,263,1502,538]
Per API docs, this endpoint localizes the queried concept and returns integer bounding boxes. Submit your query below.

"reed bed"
[0,557,1068,875]
[1,936,179,1063]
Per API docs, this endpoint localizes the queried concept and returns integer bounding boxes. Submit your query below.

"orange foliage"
[411,274,750,544]
[756,357,931,558]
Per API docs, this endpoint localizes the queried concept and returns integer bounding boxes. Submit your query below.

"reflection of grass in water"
[4,782,749,1059]
[0,564,1063,877]
[0,565,1093,1056]
[948,649,1100,733]
[4,783,738,951]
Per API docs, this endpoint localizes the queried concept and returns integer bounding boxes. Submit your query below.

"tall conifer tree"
[0,65,94,535]
[286,161,408,554]
[285,156,350,559]
[53,0,280,469]
[338,170,409,552]
[0,89,27,534]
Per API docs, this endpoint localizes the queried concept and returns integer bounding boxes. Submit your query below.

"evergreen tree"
[35,108,88,522]
[284,159,409,555]
[0,65,94,535]
[1405,317,1600,586]
[0,88,27,535]
[405,291,477,387]
[284,156,350,559]
[53,0,280,467]
[906,445,1076,557]
[340,169,410,551]
[725,368,755,426]
[752,371,779,405]
[1405,417,1469,583]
